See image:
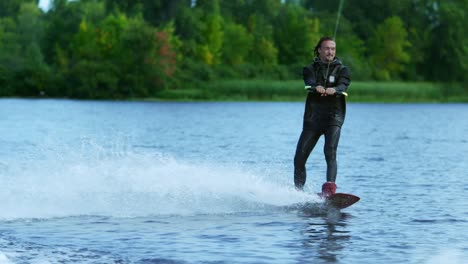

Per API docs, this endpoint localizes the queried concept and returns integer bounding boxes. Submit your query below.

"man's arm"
[303,66,321,93]
[333,66,351,93]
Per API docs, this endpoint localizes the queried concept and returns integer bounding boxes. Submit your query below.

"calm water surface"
[1,99,467,263]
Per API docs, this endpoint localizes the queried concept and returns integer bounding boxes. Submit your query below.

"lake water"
[0,99,467,264]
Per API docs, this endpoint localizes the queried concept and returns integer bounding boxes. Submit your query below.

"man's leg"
[323,125,341,182]
[294,129,321,190]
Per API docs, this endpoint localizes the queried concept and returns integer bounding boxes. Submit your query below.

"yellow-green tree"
[195,0,224,65]
[221,22,253,65]
[247,14,278,65]
[368,16,410,80]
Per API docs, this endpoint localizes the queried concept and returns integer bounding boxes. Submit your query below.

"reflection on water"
[297,212,352,263]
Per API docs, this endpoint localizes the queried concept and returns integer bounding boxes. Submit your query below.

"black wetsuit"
[294,57,351,190]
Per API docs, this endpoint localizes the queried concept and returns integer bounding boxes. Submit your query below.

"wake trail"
[1,145,318,219]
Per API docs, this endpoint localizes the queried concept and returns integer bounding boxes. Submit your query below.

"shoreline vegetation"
[2,2,467,101]
[152,81,467,103]
[4,81,465,103]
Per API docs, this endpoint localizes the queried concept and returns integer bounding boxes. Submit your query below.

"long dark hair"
[314,36,335,57]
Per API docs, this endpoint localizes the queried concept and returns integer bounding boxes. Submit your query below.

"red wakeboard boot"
[321,182,337,198]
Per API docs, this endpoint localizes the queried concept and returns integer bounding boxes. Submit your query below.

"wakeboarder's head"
[314,37,336,63]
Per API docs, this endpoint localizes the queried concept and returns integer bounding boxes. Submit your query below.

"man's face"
[318,40,336,62]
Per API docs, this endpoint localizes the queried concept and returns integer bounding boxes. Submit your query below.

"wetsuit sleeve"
[334,66,351,93]
[303,66,320,92]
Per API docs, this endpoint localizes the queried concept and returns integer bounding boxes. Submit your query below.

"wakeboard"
[325,193,360,209]
[284,192,360,215]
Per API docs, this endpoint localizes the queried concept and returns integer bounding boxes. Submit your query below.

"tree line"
[0,0,466,99]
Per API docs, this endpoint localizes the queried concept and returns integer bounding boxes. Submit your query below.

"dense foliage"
[0,0,466,98]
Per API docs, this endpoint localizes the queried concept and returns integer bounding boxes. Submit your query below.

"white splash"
[424,249,466,264]
[1,147,317,219]
[0,252,15,264]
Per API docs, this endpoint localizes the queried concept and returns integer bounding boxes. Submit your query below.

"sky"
[39,0,51,11]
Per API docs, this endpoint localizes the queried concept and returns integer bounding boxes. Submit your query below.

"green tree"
[368,16,410,80]
[247,14,278,65]
[117,17,181,96]
[0,17,18,95]
[43,0,83,65]
[0,0,37,18]
[68,19,109,98]
[220,0,282,67]
[220,0,281,27]
[423,0,468,82]
[60,0,117,98]
[195,0,224,65]
[334,16,371,80]
[340,0,413,40]
[0,2,50,96]
[221,22,252,65]
[255,37,279,66]
[274,4,320,65]
[43,0,108,97]
[66,10,181,98]
[104,0,188,26]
